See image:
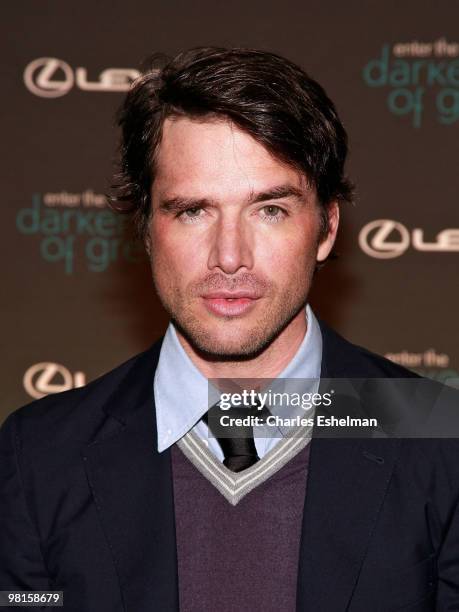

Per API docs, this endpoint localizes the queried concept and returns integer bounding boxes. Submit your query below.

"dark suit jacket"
[1,320,459,611]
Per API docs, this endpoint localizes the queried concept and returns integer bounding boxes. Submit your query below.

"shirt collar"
[154,303,322,452]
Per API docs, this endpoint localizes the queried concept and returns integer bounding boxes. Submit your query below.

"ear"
[317,201,340,262]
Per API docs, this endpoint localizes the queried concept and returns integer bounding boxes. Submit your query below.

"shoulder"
[317,319,459,461]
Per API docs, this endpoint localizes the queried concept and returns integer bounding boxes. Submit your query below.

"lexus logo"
[24,57,140,98]
[24,58,74,97]
[359,219,459,259]
[23,362,86,399]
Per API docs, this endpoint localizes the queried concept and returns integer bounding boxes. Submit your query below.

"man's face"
[149,116,338,357]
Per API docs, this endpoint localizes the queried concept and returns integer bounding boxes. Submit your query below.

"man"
[1,47,458,611]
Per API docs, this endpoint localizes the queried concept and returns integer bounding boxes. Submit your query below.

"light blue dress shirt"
[154,303,322,461]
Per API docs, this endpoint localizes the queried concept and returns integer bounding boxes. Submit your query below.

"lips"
[201,291,261,317]
[202,291,261,299]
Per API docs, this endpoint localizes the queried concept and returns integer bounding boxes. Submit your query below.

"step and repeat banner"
[2,1,458,420]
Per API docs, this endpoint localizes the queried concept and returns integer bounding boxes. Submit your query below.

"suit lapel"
[297,437,401,611]
[82,342,179,612]
[296,320,402,611]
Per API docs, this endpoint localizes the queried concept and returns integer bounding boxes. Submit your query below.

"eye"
[178,206,205,223]
[185,206,202,217]
[259,205,287,222]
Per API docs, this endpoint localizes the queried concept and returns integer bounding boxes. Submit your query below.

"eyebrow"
[158,184,307,213]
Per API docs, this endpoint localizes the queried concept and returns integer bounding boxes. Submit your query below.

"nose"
[207,214,254,274]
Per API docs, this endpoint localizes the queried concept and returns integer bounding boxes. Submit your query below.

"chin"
[175,318,279,360]
[195,338,270,360]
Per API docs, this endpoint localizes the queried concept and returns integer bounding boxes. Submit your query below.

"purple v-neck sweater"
[171,442,311,612]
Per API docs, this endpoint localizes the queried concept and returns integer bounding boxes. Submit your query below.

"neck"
[175,309,307,380]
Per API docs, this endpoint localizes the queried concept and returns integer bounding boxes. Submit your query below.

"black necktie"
[204,402,260,472]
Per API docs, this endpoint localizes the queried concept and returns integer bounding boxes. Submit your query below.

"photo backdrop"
[2,0,458,420]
